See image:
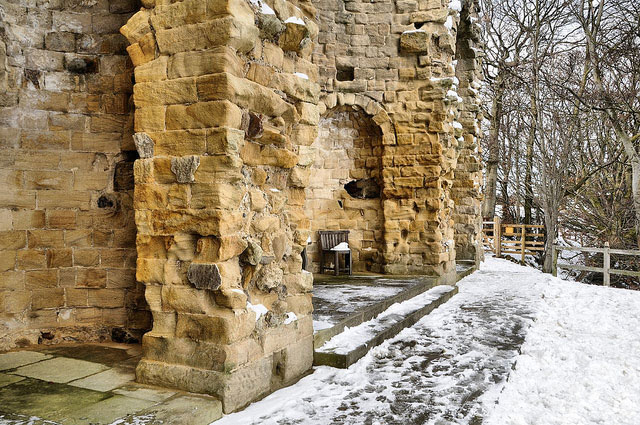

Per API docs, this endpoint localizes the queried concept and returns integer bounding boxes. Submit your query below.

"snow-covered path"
[486,263,640,425]
[219,258,552,425]
[219,257,640,425]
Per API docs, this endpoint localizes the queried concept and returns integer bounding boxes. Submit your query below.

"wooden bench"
[318,230,352,276]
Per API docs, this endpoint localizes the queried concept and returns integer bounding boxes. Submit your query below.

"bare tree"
[481,0,639,273]
[480,0,528,218]
[575,0,640,246]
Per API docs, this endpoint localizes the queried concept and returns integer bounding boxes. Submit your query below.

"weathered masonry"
[0,0,483,414]
[0,0,149,349]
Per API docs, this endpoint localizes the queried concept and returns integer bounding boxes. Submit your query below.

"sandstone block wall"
[312,0,484,277]
[0,0,484,412]
[0,0,150,350]
[121,0,482,409]
[121,0,318,413]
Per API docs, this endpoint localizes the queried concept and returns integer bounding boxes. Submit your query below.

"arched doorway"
[304,105,385,273]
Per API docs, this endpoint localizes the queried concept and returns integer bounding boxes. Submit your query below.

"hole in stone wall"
[336,66,354,81]
[401,229,409,240]
[415,22,424,29]
[112,327,140,344]
[24,69,41,89]
[97,194,116,209]
[40,331,54,341]
[271,349,285,383]
[337,200,343,209]
[65,57,97,74]
[344,178,381,199]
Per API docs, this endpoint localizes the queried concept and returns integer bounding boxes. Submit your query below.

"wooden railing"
[482,216,545,263]
[552,243,640,287]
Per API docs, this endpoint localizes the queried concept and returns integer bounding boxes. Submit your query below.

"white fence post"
[603,242,611,287]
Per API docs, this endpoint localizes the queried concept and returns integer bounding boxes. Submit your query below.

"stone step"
[312,275,439,350]
[313,284,459,368]
[313,263,476,350]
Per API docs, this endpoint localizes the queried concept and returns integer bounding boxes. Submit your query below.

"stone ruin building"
[0,0,483,414]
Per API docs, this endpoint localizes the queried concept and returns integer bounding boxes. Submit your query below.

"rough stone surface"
[170,155,200,183]
[401,30,431,53]
[133,133,155,158]
[241,240,263,266]
[0,0,487,414]
[120,0,483,411]
[139,394,223,425]
[307,0,484,276]
[257,13,283,41]
[255,262,284,293]
[187,263,222,291]
[279,22,309,52]
[0,0,149,351]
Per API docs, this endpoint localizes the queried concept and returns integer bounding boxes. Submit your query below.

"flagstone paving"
[13,357,110,384]
[0,351,52,371]
[0,343,222,425]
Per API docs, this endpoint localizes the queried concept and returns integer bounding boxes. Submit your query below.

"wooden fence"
[552,243,640,287]
[482,216,545,263]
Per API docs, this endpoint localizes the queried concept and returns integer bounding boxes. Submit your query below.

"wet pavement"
[1,264,494,425]
[0,343,222,425]
[217,261,542,425]
[312,275,432,330]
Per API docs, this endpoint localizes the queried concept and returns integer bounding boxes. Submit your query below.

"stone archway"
[303,95,396,274]
[305,104,384,273]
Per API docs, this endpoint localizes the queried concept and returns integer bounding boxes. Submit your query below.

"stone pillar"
[382,0,464,279]
[452,0,484,266]
[121,0,318,412]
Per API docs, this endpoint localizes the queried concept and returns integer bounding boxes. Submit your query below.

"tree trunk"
[482,72,504,218]
[524,91,536,225]
[621,143,640,247]
[543,207,557,273]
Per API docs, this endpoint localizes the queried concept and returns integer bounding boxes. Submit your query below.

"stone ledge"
[312,263,478,369]
[312,275,439,349]
[313,284,459,369]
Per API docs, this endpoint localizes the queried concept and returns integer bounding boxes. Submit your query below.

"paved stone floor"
[1,265,481,425]
[0,343,222,425]
[312,262,475,331]
[312,275,432,329]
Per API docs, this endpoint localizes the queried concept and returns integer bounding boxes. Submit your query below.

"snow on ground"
[486,267,640,425]
[4,258,638,424]
[218,257,542,424]
[217,257,640,425]
[318,285,455,354]
[312,317,334,331]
